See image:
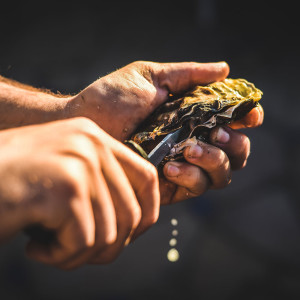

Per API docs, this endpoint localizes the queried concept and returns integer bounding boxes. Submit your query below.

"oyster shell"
[128,78,262,165]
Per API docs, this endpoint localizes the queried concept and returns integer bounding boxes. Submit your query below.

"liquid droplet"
[172,229,178,236]
[169,238,177,247]
[171,218,178,226]
[167,248,179,262]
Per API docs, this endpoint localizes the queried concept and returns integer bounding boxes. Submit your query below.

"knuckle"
[103,229,117,246]
[190,167,207,192]
[71,116,98,129]
[120,203,142,230]
[143,163,159,189]
[191,169,202,188]
[131,205,142,229]
[63,117,98,135]
[59,161,84,193]
[181,166,201,189]
[68,117,102,141]
[139,163,159,203]
[233,134,250,157]
[230,136,250,170]
[71,232,93,252]
[96,229,117,250]
[54,173,80,203]
[58,137,99,182]
[143,210,159,228]
[243,136,251,159]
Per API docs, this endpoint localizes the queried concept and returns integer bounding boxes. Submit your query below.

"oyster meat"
[128,78,262,166]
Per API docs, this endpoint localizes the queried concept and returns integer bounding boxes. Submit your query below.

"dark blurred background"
[0,0,300,299]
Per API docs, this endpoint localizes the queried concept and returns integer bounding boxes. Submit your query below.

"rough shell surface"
[129,78,262,163]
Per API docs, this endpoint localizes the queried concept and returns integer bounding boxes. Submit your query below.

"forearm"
[0,132,32,242]
[0,76,70,129]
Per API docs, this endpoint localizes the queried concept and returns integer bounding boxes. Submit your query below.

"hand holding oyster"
[128,78,263,166]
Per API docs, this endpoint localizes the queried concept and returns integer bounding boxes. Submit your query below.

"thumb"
[153,61,230,95]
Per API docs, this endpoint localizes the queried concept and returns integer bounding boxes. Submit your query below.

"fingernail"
[215,127,230,144]
[166,163,180,177]
[188,144,203,158]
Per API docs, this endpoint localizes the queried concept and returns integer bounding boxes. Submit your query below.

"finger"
[89,150,142,264]
[163,161,210,203]
[164,162,209,193]
[229,104,264,129]
[181,140,232,189]
[153,61,229,95]
[111,141,160,241]
[56,170,117,270]
[210,126,250,170]
[26,182,95,266]
[90,170,118,249]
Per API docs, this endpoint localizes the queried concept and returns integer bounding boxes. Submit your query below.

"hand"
[67,61,230,141]
[160,106,264,204]
[67,60,264,204]
[0,117,160,269]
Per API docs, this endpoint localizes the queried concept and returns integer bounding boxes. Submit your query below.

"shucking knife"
[148,127,184,167]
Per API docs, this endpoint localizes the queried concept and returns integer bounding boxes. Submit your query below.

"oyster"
[128,78,262,165]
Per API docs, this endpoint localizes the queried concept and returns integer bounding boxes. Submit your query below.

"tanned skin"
[0,61,263,269]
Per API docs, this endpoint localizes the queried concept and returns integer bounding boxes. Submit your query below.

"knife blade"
[148,127,184,167]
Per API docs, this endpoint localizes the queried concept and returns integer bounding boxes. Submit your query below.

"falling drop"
[170,218,178,226]
[167,248,179,262]
[169,238,177,247]
[167,217,179,262]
